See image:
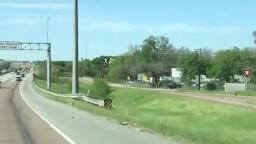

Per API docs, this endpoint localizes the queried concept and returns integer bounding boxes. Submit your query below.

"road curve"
[20,74,177,144]
[0,73,69,144]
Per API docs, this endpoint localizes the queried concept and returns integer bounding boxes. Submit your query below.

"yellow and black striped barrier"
[104,99,112,109]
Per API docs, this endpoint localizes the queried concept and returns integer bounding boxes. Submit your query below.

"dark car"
[16,77,22,81]
[21,74,25,77]
[166,81,182,89]
[159,80,181,89]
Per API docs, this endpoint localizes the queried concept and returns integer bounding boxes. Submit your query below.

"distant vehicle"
[192,83,206,87]
[1,70,7,73]
[166,81,182,89]
[16,76,22,81]
[159,80,181,89]
[125,81,135,84]
[21,73,25,77]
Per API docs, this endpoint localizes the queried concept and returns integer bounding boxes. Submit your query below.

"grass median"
[34,78,256,144]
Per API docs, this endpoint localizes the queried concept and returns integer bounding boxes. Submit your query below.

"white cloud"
[80,19,247,33]
[0,2,71,9]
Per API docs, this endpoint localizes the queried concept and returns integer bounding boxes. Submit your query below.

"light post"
[72,0,79,95]
[195,48,204,91]
[46,17,51,91]
[46,17,50,43]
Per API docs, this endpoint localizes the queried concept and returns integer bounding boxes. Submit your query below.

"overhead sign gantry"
[0,41,52,91]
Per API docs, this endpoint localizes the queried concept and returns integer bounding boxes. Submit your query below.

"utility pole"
[85,41,87,60]
[195,48,203,91]
[152,48,157,88]
[46,17,51,91]
[72,0,79,95]
[46,17,50,43]
[253,31,256,44]
[47,44,51,91]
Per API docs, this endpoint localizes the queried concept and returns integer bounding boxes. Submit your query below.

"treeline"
[0,61,11,71]
[36,35,256,85]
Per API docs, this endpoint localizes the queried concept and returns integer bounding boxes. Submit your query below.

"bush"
[206,81,217,90]
[90,79,111,99]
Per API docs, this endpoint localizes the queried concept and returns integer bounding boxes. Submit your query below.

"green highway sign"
[0,41,20,49]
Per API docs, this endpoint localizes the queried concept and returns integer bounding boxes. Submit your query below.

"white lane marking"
[19,76,77,144]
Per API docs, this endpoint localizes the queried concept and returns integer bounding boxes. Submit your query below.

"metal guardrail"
[83,96,104,107]
[33,82,105,107]
[0,70,13,75]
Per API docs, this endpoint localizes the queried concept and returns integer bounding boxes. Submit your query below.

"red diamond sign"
[243,69,251,77]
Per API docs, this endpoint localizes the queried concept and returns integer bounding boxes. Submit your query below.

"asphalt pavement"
[0,73,69,144]
[20,74,177,144]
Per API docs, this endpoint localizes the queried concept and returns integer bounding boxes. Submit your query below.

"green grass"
[35,78,91,94]
[177,87,226,94]
[235,90,256,97]
[177,86,256,97]
[34,78,256,144]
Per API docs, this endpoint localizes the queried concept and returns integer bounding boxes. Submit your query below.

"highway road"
[20,74,177,144]
[0,72,68,144]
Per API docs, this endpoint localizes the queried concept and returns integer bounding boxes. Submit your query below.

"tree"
[177,48,212,85]
[209,48,245,82]
[0,61,11,71]
[79,59,95,77]
[140,36,176,86]
[178,51,198,84]
[141,36,175,64]
[253,31,256,44]
[91,56,111,78]
[91,79,111,99]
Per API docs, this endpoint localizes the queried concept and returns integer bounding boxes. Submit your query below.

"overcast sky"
[0,0,255,61]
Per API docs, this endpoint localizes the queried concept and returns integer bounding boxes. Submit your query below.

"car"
[166,82,182,89]
[21,73,25,77]
[192,83,206,87]
[158,80,182,89]
[125,81,135,84]
[16,77,22,81]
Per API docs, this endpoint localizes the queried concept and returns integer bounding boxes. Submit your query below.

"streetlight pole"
[72,0,79,94]
[47,44,51,91]
[195,48,204,91]
[46,17,51,91]
[46,17,50,43]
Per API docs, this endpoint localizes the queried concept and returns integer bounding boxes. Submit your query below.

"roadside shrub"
[90,79,111,99]
[206,81,217,90]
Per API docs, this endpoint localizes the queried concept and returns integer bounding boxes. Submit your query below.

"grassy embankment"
[34,78,256,144]
[177,87,256,97]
